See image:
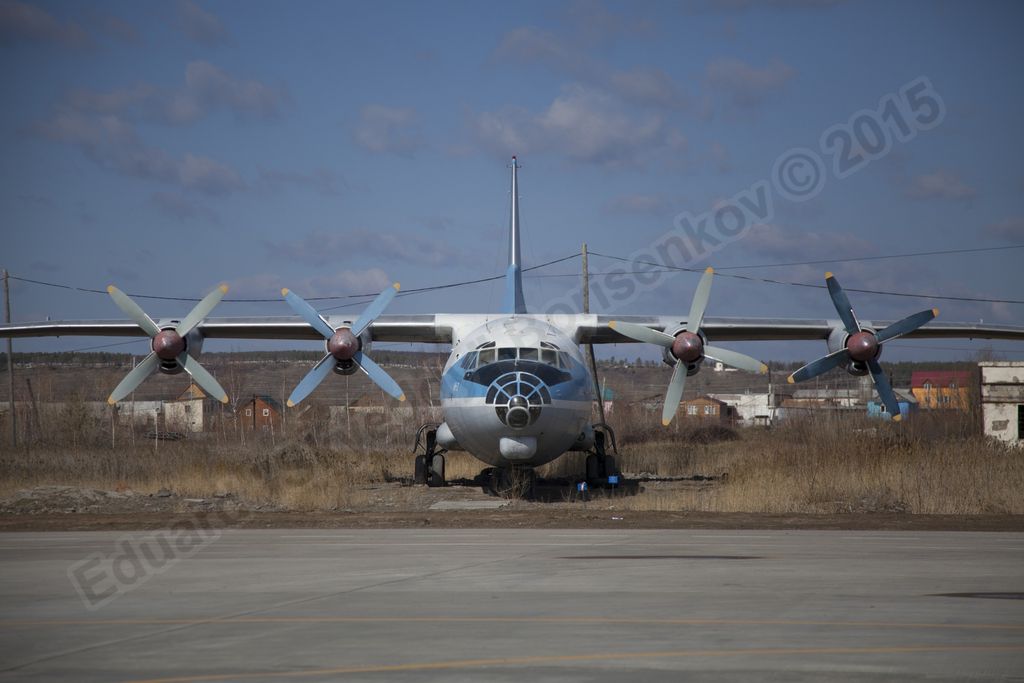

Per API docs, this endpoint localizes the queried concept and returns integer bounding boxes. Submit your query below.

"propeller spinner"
[610,267,768,426]
[281,283,406,406]
[106,284,230,404]
[787,272,938,421]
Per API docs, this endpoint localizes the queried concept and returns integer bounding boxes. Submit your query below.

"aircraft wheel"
[491,467,535,499]
[414,455,427,485]
[427,454,445,488]
[585,454,602,482]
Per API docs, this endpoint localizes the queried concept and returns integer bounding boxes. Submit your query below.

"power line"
[7,253,582,308]
[586,249,1024,305]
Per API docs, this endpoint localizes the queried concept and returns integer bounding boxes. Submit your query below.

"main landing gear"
[584,423,620,489]
[412,424,447,488]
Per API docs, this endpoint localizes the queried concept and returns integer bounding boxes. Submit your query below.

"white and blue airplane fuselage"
[439,317,593,468]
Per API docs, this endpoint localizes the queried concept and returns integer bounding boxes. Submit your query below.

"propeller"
[610,267,768,426]
[281,283,406,407]
[106,284,230,404]
[787,272,938,421]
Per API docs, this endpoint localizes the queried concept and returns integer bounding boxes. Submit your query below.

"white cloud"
[470,85,686,168]
[603,193,673,216]
[177,0,227,47]
[903,170,976,201]
[0,0,91,49]
[33,111,246,196]
[352,105,423,156]
[65,61,284,126]
[495,26,686,110]
[705,57,794,107]
[270,229,464,268]
[984,217,1024,242]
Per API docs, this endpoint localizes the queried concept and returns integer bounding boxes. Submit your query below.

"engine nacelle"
[327,328,372,375]
[661,325,705,376]
[156,327,205,375]
[825,326,875,377]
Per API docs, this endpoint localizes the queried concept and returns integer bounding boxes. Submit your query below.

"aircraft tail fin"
[503,156,527,314]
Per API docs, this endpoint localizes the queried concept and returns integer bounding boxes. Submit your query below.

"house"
[238,395,283,433]
[910,370,971,410]
[678,395,735,424]
[979,362,1023,446]
[707,391,788,427]
[164,384,206,433]
[867,389,918,421]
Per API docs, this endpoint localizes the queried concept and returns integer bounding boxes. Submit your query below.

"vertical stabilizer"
[504,156,527,314]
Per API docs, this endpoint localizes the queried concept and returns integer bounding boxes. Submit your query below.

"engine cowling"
[826,326,877,377]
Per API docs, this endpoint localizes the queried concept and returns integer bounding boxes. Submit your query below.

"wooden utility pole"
[3,269,14,448]
[581,244,607,424]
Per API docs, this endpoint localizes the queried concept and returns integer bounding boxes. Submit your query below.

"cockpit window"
[461,346,575,370]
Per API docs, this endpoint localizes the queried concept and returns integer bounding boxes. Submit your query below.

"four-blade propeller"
[787,272,938,421]
[281,283,406,407]
[610,267,768,426]
[106,284,230,405]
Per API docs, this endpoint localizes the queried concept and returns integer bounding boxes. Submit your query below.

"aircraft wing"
[2,313,1023,346]
[0,314,453,344]
[577,316,1024,344]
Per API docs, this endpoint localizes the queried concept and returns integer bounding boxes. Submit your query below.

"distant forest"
[1,350,983,387]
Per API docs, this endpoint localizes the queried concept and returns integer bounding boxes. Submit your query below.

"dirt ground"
[1,480,1021,532]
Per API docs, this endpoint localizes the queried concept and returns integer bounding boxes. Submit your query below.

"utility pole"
[3,269,14,448]
[581,244,607,425]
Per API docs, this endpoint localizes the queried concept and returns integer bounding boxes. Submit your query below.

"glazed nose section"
[152,329,185,360]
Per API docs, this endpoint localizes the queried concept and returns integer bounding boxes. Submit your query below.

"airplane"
[3,156,1023,494]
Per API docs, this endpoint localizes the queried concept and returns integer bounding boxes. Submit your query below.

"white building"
[980,362,1024,446]
[708,393,774,426]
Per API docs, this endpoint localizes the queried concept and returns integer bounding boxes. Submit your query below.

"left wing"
[0,314,452,344]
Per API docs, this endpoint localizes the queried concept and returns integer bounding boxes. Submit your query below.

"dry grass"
[0,395,1020,515]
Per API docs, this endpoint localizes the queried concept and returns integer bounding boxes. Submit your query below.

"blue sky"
[1,0,1022,362]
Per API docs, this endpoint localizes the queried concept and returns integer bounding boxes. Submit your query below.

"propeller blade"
[867,359,902,421]
[704,346,768,375]
[107,353,160,404]
[282,288,335,340]
[825,272,860,336]
[350,283,400,337]
[661,361,688,426]
[686,267,714,333]
[788,348,850,384]
[875,308,939,344]
[176,284,228,336]
[286,354,336,407]
[354,351,406,401]
[608,320,675,348]
[177,354,229,404]
[107,286,160,337]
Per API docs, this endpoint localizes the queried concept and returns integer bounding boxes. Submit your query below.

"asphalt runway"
[0,529,1022,682]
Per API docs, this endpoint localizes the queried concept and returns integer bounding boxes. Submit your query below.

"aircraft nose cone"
[846,330,879,362]
[152,329,185,361]
[672,332,704,363]
[328,328,359,360]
